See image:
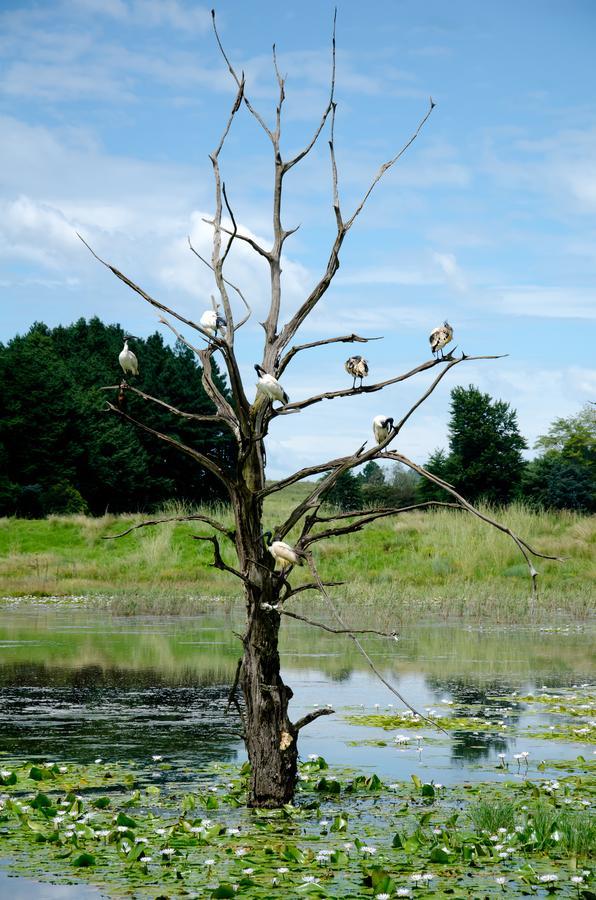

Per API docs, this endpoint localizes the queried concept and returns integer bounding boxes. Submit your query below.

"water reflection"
[0,606,593,783]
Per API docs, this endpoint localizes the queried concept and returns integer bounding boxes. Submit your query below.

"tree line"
[325,387,595,513]
[0,319,234,516]
[0,321,593,517]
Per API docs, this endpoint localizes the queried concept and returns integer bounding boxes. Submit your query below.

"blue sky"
[1,0,594,478]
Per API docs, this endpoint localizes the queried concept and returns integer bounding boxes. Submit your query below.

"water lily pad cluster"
[0,755,594,898]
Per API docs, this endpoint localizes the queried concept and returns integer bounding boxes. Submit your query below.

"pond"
[0,602,594,897]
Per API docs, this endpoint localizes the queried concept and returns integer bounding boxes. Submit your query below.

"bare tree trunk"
[241,591,297,807]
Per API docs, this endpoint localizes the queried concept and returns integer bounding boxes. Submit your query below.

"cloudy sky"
[1,0,594,478]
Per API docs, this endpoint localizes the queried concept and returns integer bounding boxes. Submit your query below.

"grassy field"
[0,483,594,622]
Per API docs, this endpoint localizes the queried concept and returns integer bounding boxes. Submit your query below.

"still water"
[0,604,593,785]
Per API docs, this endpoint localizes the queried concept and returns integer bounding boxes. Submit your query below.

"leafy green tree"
[322,469,363,511]
[419,386,527,505]
[520,405,595,511]
[359,461,385,486]
[0,318,235,516]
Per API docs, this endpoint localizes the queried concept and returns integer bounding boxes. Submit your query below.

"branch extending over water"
[103,514,235,542]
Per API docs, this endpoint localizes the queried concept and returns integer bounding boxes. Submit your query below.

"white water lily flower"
[302,876,319,884]
[64,830,74,838]
[343,842,353,850]
[235,847,248,856]
[140,856,152,863]
[361,845,377,855]
[155,827,166,835]
[495,876,506,885]
[397,891,411,898]
[277,867,289,874]
[0,770,12,779]
[204,858,215,866]
[152,755,163,761]
[59,766,68,773]
[242,868,254,875]
[135,837,148,844]
[94,758,102,764]
[227,827,241,835]
[376,894,391,900]
[571,876,584,884]
[539,874,558,883]
[410,874,423,882]
[161,848,175,856]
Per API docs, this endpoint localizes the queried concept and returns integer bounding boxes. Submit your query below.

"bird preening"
[200,309,227,337]
[262,531,307,569]
[118,336,139,377]
[372,415,395,444]
[254,365,290,406]
[345,355,369,389]
[429,321,454,358]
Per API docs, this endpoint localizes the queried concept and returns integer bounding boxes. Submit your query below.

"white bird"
[373,415,395,444]
[345,355,369,389]
[262,531,306,568]
[119,336,139,377]
[200,309,227,336]
[429,321,454,358]
[254,365,289,406]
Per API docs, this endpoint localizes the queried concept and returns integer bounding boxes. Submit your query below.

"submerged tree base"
[0,756,593,898]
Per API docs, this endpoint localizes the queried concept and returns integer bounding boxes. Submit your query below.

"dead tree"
[88,13,560,808]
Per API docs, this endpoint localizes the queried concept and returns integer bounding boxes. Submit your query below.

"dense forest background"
[0,319,594,517]
[0,319,234,516]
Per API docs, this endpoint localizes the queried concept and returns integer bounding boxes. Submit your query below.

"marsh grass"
[469,798,517,833]
[0,489,594,620]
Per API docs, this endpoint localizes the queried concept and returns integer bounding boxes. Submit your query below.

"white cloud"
[432,252,469,293]
[491,285,596,320]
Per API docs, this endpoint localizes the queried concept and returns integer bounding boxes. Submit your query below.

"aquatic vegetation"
[0,756,594,897]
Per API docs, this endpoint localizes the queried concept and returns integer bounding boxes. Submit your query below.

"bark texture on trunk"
[241,595,297,807]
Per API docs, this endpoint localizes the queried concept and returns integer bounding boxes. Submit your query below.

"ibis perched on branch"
[373,415,395,444]
[255,365,289,406]
[262,532,306,569]
[345,355,369,389]
[200,309,227,337]
[429,321,453,358]
[119,337,139,377]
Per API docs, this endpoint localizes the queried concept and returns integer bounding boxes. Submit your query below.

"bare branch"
[273,98,435,355]
[284,8,337,172]
[100,383,234,429]
[211,9,274,141]
[188,238,252,331]
[276,353,507,416]
[105,401,229,487]
[345,96,436,229]
[281,608,399,640]
[315,501,459,523]
[294,707,335,732]
[382,450,564,598]
[156,315,242,431]
[102,514,235,542]
[303,501,461,545]
[277,333,383,377]
[77,234,219,343]
[281,579,345,601]
[328,101,342,228]
[202,218,272,260]
[226,658,245,725]
[192,533,250,584]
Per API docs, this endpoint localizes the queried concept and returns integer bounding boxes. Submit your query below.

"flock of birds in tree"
[117,317,454,572]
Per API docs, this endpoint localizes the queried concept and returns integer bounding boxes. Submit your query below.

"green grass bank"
[0,485,594,622]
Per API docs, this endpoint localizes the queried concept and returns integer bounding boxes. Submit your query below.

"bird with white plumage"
[372,415,395,444]
[118,336,139,377]
[254,365,290,406]
[429,321,453,358]
[200,309,227,337]
[262,531,306,569]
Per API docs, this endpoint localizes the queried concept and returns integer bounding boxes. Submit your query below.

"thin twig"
[281,608,399,639]
[187,238,252,331]
[294,708,335,732]
[278,333,383,377]
[303,554,448,735]
[192,533,251,584]
[102,514,235,541]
